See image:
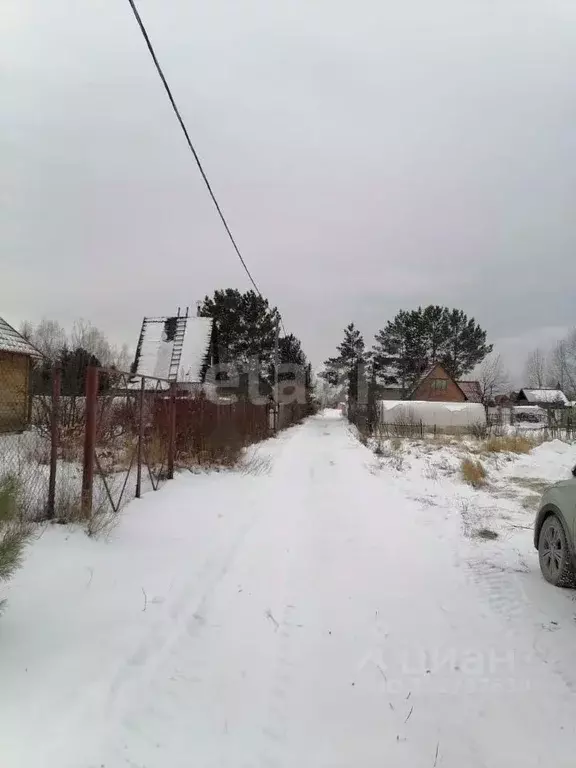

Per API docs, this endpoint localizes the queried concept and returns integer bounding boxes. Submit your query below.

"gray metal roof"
[0,317,43,357]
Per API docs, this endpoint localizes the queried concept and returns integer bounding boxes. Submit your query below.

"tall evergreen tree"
[372,306,492,390]
[30,346,104,396]
[323,323,370,404]
[199,289,278,374]
[441,308,493,379]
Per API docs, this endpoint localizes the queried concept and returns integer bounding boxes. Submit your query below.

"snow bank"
[378,400,486,428]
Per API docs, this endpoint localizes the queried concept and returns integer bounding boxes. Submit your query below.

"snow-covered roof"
[132,315,212,383]
[520,389,569,405]
[0,316,43,357]
[179,317,213,383]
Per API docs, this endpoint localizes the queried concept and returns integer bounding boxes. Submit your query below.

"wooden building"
[407,363,481,403]
[0,317,42,433]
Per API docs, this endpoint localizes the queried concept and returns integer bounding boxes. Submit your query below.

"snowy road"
[3,411,576,767]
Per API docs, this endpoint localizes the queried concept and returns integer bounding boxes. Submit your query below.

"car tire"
[538,514,576,588]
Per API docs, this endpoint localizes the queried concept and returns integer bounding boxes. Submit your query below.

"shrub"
[470,421,488,440]
[0,474,34,589]
[461,458,487,487]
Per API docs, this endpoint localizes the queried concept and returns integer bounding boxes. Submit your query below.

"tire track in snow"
[57,494,269,768]
[107,504,264,710]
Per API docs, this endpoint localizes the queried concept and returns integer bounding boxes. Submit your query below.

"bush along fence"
[0,364,312,527]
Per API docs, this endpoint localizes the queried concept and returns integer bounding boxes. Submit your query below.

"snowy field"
[2,410,576,767]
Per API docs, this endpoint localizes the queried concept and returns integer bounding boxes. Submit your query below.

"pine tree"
[323,323,370,404]
[0,475,33,610]
[440,309,493,379]
[373,306,492,390]
[199,289,278,375]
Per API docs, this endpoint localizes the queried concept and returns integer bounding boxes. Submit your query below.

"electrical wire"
[126,0,265,300]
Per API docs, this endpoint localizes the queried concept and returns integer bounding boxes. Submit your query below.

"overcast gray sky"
[2,0,575,380]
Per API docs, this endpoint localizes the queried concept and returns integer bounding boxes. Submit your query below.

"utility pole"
[274,317,280,431]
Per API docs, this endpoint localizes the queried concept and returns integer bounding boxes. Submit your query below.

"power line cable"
[126,0,264,300]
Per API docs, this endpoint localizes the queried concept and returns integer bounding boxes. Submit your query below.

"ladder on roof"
[168,315,188,381]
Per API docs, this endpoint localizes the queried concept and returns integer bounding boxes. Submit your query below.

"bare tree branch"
[478,353,509,404]
[524,348,547,389]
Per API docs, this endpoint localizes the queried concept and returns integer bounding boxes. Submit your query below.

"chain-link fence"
[0,354,55,521]
[1,360,313,527]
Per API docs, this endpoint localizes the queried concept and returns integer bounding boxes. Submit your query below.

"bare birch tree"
[478,353,509,404]
[524,348,547,388]
[547,330,576,396]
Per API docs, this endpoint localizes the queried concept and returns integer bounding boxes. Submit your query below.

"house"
[0,316,43,433]
[494,393,517,407]
[516,388,569,408]
[378,386,404,401]
[407,363,482,404]
[131,309,215,391]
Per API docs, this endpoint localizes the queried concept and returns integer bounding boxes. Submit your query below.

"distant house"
[407,363,482,404]
[516,388,569,408]
[494,393,517,407]
[131,311,215,391]
[0,316,43,433]
[379,386,404,401]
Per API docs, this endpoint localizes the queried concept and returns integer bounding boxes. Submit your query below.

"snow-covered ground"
[2,411,576,767]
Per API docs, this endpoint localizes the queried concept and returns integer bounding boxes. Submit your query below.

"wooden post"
[167,382,176,480]
[46,364,61,519]
[135,377,145,498]
[81,366,99,517]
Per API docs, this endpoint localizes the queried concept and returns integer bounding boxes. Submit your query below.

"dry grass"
[388,450,406,472]
[373,435,404,458]
[86,507,119,539]
[240,448,273,476]
[51,472,119,539]
[483,435,542,454]
[522,493,541,511]
[461,458,487,487]
[510,476,550,493]
[473,527,499,540]
[23,436,51,466]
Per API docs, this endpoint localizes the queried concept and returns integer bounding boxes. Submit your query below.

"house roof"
[132,314,212,384]
[0,316,43,357]
[457,380,482,403]
[406,363,441,398]
[519,388,568,405]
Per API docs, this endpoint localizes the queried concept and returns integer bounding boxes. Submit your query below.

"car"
[534,463,576,587]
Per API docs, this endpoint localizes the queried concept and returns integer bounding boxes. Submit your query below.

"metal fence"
[0,355,56,520]
[0,363,311,524]
[349,401,575,441]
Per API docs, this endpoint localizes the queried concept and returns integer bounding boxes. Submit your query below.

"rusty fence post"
[46,363,61,519]
[81,366,99,517]
[135,377,145,498]
[167,382,177,480]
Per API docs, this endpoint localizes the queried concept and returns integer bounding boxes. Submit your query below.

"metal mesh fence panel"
[0,354,53,520]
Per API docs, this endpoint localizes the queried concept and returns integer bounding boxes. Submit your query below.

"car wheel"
[538,514,576,588]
